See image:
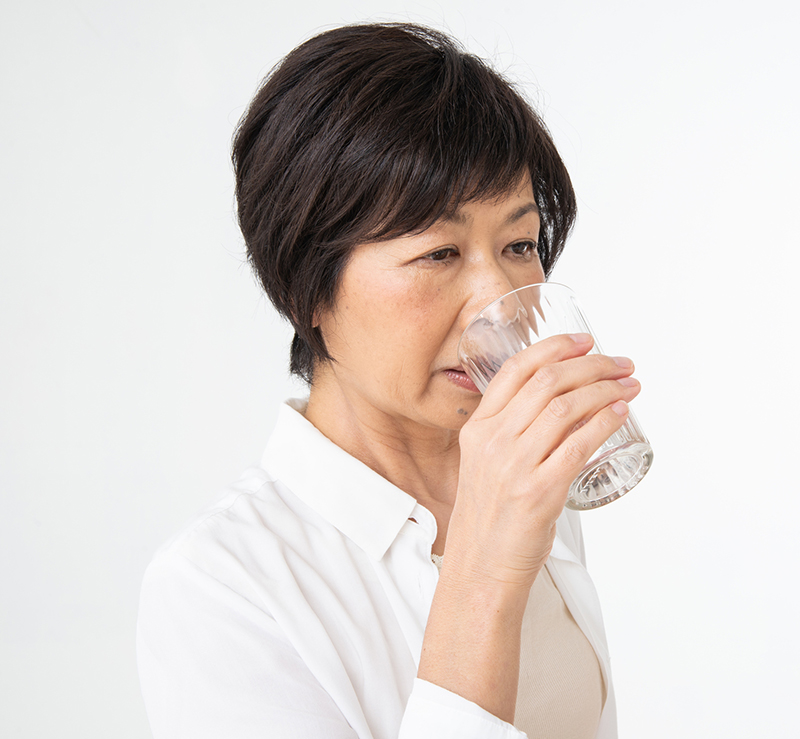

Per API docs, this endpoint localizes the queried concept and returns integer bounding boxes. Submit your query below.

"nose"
[458,259,520,329]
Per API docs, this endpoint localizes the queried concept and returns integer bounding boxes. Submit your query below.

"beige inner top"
[431,555,605,737]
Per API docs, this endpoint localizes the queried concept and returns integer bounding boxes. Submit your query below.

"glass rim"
[457,281,576,358]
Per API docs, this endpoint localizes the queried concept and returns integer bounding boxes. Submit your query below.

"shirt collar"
[261,399,419,561]
[551,512,583,565]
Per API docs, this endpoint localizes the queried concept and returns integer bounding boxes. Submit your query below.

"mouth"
[442,367,480,393]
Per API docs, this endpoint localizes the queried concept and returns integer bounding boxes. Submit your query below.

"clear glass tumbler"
[457,283,653,510]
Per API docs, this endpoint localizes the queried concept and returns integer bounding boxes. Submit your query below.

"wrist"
[419,571,529,723]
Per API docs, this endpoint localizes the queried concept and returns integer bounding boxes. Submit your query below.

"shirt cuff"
[399,678,527,739]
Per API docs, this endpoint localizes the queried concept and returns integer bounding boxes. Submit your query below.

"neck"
[304,367,462,553]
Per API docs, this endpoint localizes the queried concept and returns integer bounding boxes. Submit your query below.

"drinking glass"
[457,283,653,510]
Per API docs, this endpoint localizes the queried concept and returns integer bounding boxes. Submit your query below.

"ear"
[312,302,334,330]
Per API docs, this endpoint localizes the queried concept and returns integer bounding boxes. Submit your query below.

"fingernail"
[612,356,633,368]
[611,400,629,416]
[569,333,592,344]
[617,377,639,387]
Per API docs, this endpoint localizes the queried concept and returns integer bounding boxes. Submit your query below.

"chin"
[429,396,481,432]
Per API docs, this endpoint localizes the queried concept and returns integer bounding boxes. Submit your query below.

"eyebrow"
[443,201,540,226]
[504,202,540,224]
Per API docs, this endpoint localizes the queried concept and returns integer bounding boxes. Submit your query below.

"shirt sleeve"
[400,680,528,739]
[137,550,358,739]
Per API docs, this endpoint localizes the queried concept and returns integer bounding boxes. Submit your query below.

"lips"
[442,367,480,393]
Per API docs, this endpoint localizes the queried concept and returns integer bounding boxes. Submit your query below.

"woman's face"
[314,176,546,433]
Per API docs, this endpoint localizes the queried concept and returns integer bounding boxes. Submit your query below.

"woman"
[137,23,640,739]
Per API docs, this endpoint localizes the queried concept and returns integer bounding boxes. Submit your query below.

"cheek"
[390,282,453,342]
[346,280,452,369]
[509,260,546,292]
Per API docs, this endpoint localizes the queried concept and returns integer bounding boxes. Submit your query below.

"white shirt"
[137,399,617,738]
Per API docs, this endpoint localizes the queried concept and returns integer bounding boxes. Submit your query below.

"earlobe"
[313,302,336,331]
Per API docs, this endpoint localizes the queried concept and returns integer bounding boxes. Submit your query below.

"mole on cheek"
[457,408,469,416]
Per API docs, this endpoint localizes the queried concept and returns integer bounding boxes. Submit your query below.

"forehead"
[440,175,539,227]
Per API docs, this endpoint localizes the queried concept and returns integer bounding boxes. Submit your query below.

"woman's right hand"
[447,331,641,592]
[418,332,640,723]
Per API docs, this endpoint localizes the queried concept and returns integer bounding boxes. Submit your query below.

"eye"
[506,240,539,260]
[423,247,458,262]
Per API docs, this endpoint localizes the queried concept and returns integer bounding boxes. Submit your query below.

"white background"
[2,1,798,737]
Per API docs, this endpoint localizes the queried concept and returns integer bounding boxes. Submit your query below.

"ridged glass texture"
[458,283,653,510]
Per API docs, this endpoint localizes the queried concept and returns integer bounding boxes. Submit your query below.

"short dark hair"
[233,23,576,383]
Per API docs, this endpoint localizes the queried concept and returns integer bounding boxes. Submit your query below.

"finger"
[537,401,631,488]
[474,333,594,419]
[522,377,641,458]
[493,353,636,435]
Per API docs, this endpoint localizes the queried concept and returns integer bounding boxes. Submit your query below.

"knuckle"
[547,394,572,421]
[561,435,589,466]
[554,333,578,349]
[461,419,507,458]
[597,379,624,401]
[532,364,559,391]
[482,433,507,459]
[500,351,526,376]
[590,407,624,443]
